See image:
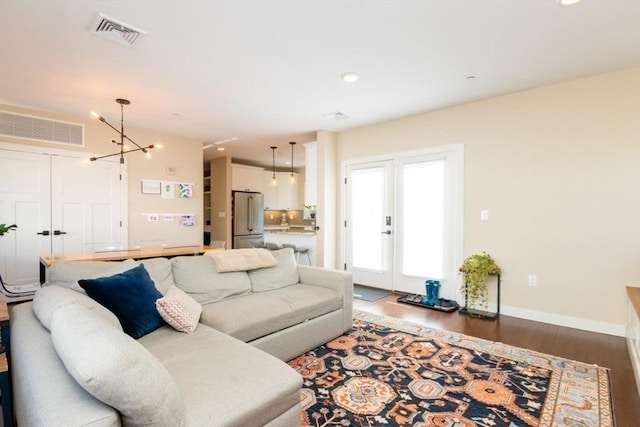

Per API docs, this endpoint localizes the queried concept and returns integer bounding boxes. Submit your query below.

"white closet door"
[51,155,125,254]
[0,147,126,287]
[0,150,51,286]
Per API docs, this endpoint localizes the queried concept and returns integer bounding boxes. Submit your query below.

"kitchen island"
[264,227,316,265]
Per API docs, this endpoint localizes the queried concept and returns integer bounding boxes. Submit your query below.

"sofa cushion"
[47,258,138,293]
[171,255,251,304]
[137,323,302,427]
[200,284,342,342]
[156,285,202,333]
[33,285,121,331]
[11,302,121,427]
[50,303,185,427]
[140,257,175,295]
[79,264,165,339]
[248,248,299,292]
[206,248,277,272]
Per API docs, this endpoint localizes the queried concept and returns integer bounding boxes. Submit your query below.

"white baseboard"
[500,304,626,337]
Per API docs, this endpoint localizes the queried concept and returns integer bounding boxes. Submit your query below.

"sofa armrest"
[297,265,353,331]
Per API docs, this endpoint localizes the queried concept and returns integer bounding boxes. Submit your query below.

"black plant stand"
[459,273,500,320]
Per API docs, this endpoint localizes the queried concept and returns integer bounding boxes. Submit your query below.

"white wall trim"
[501,304,625,337]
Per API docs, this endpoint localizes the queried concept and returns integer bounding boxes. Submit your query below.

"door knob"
[381,230,391,235]
[53,230,67,236]
[37,230,50,236]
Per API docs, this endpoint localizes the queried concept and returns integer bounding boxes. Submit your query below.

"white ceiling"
[1,0,639,168]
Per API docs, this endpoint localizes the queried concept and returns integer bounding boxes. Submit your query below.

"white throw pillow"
[206,248,277,272]
[50,302,185,427]
[156,285,202,333]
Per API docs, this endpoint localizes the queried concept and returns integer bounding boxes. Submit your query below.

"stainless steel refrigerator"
[232,191,264,248]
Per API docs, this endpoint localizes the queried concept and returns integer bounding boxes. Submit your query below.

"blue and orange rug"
[288,310,614,427]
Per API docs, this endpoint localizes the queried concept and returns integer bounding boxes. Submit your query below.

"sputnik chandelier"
[89,98,157,163]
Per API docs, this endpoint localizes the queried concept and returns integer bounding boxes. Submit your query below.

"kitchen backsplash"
[264,210,316,227]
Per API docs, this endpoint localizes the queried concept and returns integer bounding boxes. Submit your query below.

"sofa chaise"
[9,248,353,426]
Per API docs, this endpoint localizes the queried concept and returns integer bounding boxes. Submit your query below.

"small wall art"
[179,183,193,198]
[180,214,196,227]
[141,180,161,194]
[161,182,175,199]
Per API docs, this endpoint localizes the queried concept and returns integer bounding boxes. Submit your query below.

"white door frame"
[341,143,464,300]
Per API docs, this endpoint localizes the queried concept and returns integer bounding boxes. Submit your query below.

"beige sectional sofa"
[9,248,353,427]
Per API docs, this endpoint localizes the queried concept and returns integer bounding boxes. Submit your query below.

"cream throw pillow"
[206,248,277,272]
[156,285,202,333]
[51,302,185,427]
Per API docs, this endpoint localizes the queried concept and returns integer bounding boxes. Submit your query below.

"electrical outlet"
[481,210,489,221]
[528,275,537,287]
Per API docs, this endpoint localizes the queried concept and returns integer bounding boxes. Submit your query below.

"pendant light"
[289,141,296,183]
[89,98,157,163]
[270,146,278,186]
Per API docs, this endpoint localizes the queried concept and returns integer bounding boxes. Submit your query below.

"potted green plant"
[459,252,500,309]
[0,223,17,236]
[304,205,317,219]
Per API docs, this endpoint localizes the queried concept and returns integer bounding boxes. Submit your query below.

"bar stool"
[282,243,312,265]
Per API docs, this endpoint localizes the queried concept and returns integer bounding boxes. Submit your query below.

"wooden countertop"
[627,286,640,317]
[40,245,214,268]
[0,301,8,322]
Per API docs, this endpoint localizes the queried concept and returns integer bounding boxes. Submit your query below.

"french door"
[345,161,394,290]
[345,146,462,298]
[0,147,126,287]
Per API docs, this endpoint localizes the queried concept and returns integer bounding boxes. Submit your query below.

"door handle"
[37,230,50,236]
[381,230,391,235]
[53,230,67,236]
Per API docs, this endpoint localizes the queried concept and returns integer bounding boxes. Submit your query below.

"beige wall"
[0,104,203,247]
[336,68,640,330]
[210,157,233,248]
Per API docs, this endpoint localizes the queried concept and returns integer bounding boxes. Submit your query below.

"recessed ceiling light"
[557,0,582,5]
[341,72,360,82]
[217,147,225,152]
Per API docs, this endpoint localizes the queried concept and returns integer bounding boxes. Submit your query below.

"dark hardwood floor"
[354,292,640,427]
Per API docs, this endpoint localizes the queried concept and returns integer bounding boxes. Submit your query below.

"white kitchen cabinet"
[261,171,299,210]
[262,171,278,209]
[232,164,264,192]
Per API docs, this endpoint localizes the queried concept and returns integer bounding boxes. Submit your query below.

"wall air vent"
[0,111,84,147]
[91,13,147,47]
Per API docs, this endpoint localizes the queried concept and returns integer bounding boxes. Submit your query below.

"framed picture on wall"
[141,180,161,194]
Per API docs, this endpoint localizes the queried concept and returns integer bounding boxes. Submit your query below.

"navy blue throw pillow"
[79,264,165,339]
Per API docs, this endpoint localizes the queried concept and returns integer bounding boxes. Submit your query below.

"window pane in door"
[401,160,444,278]
[351,167,384,271]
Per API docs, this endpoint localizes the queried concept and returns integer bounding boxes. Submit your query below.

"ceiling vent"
[0,111,84,147]
[323,112,351,121]
[91,13,147,47]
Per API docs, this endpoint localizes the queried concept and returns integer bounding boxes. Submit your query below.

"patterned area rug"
[288,310,614,427]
